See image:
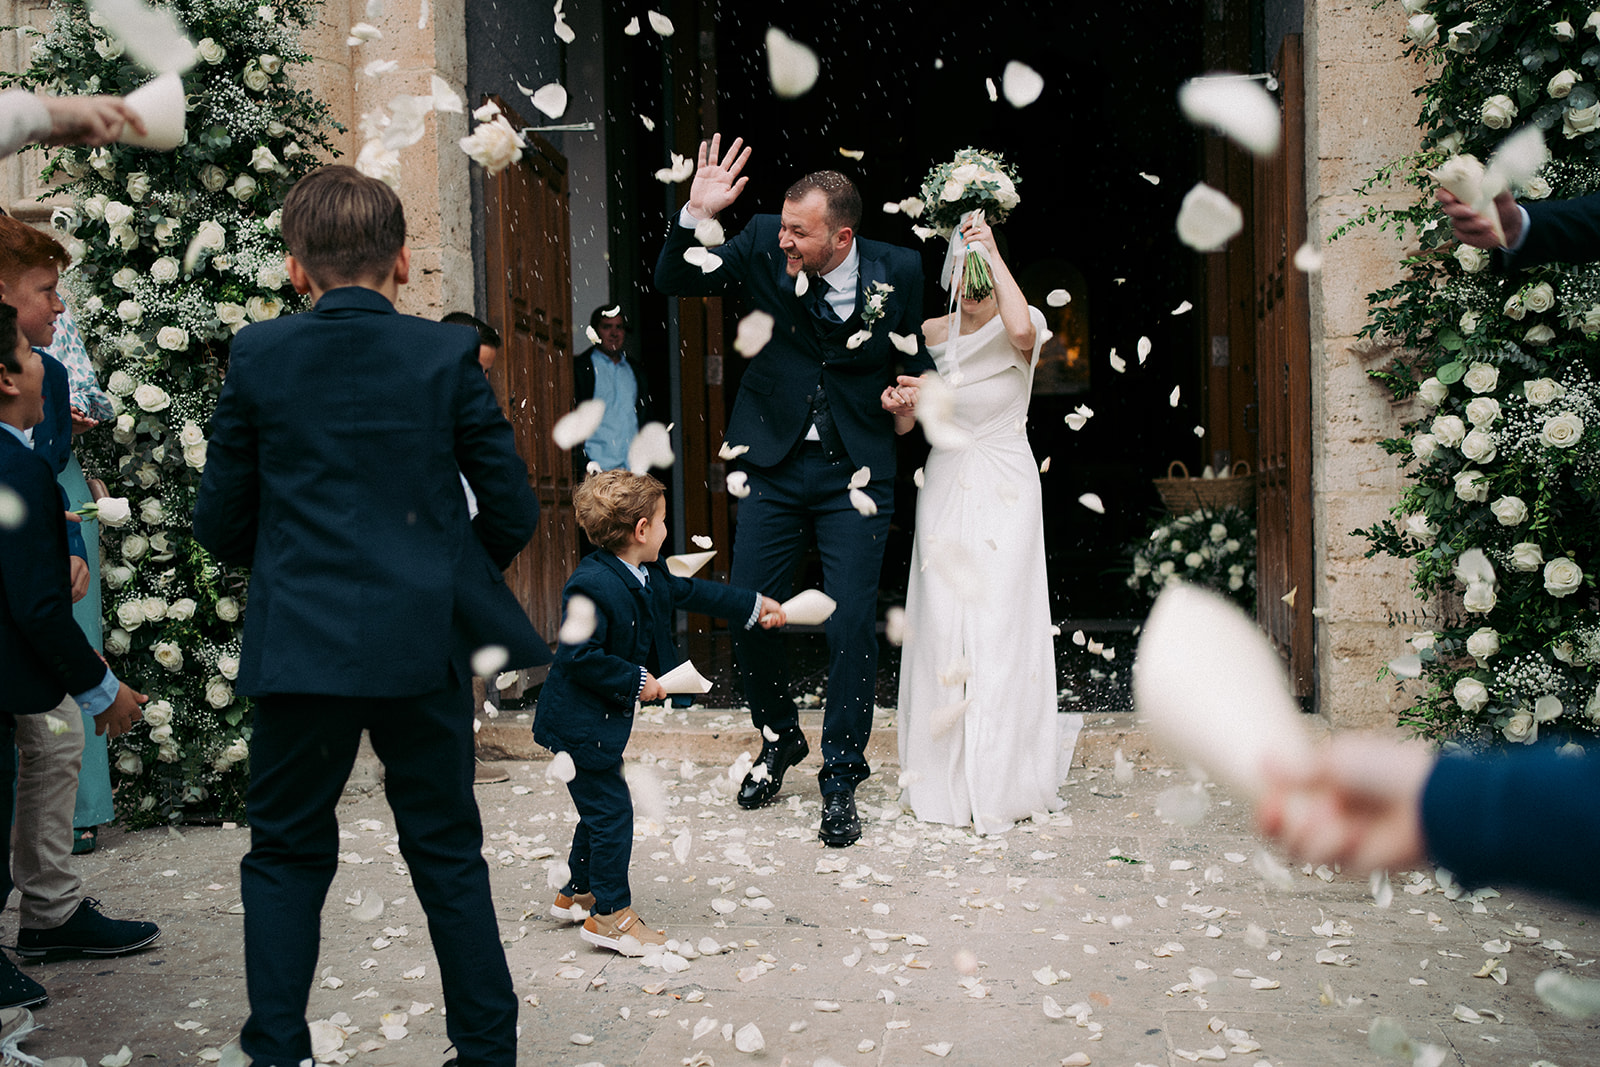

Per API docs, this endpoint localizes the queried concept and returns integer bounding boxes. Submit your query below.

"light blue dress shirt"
[585,351,639,471]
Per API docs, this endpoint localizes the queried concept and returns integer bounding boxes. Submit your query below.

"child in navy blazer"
[535,470,785,953]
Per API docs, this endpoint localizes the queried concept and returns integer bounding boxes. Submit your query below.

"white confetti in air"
[558,596,597,645]
[654,152,694,183]
[985,77,998,102]
[839,147,864,160]
[1169,386,1181,407]
[1078,493,1105,514]
[1046,289,1070,307]
[767,28,819,99]
[673,830,693,864]
[849,488,877,516]
[1194,426,1206,437]
[1293,241,1324,272]
[889,332,919,355]
[1139,171,1161,184]
[734,310,775,356]
[625,762,668,827]
[1039,456,1051,472]
[848,466,872,490]
[886,606,907,646]
[363,59,399,76]
[694,217,726,247]
[718,441,750,460]
[347,21,382,45]
[495,671,518,690]
[623,15,639,34]
[1177,182,1244,251]
[914,374,972,450]
[647,10,674,35]
[628,421,675,473]
[92,0,197,73]
[1171,300,1193,315]
[639,113,655,131]
[471,645,509,677]
[553,399,606,449]
[692,535,713,549]
[845,329,872,350]
[1137,336,1152,362]
[682,246,724,273]
[1001,61,1044,107]
[547,751,577,784]
[1178,74,1281,156]
[726,471,751,498]
[1109,352,1126,374]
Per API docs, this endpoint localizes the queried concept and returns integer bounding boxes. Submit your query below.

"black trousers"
[239,684,515,1066]
[561,758,633,913]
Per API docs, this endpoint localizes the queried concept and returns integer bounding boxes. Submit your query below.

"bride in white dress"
[883,213,1067,836]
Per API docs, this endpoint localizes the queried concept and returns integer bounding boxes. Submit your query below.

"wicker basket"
[1152,460,1256,514]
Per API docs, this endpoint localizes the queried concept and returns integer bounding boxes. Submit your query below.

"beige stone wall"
[1304,1,1431,727]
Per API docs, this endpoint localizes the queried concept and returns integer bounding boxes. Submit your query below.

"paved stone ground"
[9,711,1600,1067]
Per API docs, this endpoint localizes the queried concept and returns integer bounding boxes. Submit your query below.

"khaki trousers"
[12,695,84,928]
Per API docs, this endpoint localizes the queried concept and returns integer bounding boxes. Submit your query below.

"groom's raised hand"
[686,133,751,221]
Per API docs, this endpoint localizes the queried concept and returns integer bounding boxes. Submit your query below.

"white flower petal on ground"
[647,10,673,35]
[1293,241,1324,272]
[734,1023,765,1053]
[553,399,606,449]
[727,471,751,498]
[93,0,197,74]
[628,421,676,473]
[1078,493,1104,514]
[889,331,919,355]
[1046,289,1070,306]
[733,310,775,356]
[1002,61,1044,107]
[547,751,577,784]
[767,28,819,98]
[1176,182,1244,251]
[923,1043,954,1058]
[1178,74,1280,156]
[558,595,597,645]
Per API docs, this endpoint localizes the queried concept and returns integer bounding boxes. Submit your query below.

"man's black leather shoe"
[819,790,861,847]
[737,731,810,809]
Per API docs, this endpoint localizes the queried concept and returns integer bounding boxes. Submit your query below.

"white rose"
[104,628,132,655]
[1524,324,1557,346]
[257,52,282,75]
[1447,21,1477,50]
[204,677,234,709]
[282,141,303,160]
[1209,523,1228,544]
[215,302,247,330]
[264,209,282,232]
[1587,10,1600,37]
[243,64,271,92]
[1465,627,1500,664]
[153,217,179,245]
[1184,551,1203,569]
[1503,293,1527,320]
[167,598,196,621]
[111,224,138,251]
[133,466,159,489]
[121,534,149,561]
[1453,469,1489,502]
[81,295,102,316]
[1524,281,1556,313]
[116,299,143,325]
[115,750,143,776]
[1488,495,1528,525]
[1465,397,1500,426]
[102,200,133,229]
[139,596,167,623]
[222,739,249,763]
[216,597,241,622]
[1429,415,1466,447]
[1224,538,1241,553]
[156,746,179,764]
[1410,631,1438,652]
[149,723,173,744]
[1523,175,1552,200]
[1524,378,1565,405]
[229,174,258,202]
[149,532,172,558]
[1404,512,1439,542]
[1481,94,1518,129]
[1565,101,1600,139]
[1549,68,1583,98]
[197,37,226,63]
[1407,13,1439,43]
[114,601,145,630]
[147,256,180,285]
[106,370,135,398]
[1540,412,1585,448]
[179,421,205,447]
[125,172,151,202]
[1452,244,1488,272]
[142,700,172,728]
[1460,429,1497,463]
[246,295,282,321]
[1555,19,1577,40]
[256,265,287,290]
[1462,362,1499,394]
[1158,560,1176,577]
[183,442,208,470]
[96,496,131,526]
[1463,580,1497,613]
[133,383,171,412]
[1510,542,1545,571]
[152,641,184,672]
[1503,709,1537,744]
[105,564,134,588]
[1545,556,1585,597]
[1410,433,1440,461]
[1454,676,1490,712]
[138,499,163,526]
[82,193,109,221]
[1417,376,1449,405]
[218,654,240,681]
[195,220,227,251]
[155,326,189,352]
[199,164,228,192]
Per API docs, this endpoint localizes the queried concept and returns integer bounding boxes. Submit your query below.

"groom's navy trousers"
[730,442,894,795]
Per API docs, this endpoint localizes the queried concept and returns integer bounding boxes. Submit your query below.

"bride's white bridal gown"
[898,305,1070,835]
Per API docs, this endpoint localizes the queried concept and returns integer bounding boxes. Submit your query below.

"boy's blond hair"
[574,470,665,552]
[280,165,406,288]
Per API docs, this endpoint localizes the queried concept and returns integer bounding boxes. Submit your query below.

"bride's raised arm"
[960,214,1035,361]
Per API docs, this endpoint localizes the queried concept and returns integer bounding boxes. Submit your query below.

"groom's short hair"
[785,171,861,233]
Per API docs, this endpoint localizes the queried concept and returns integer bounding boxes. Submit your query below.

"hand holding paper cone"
[119,73,186,150]
[657,659,712,694]
[780,589,837,626]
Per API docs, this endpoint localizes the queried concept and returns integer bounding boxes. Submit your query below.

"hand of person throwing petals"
[686,133,751,221]
[880,374,922,417]
[639,673,666,703]
[1436,188,1523,250]
[757,596,787,629]
[41,95,145,147]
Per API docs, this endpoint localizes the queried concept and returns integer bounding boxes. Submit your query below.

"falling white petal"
[1169,386,1181,407]
[347,21,383,45]
[682,246,724,273]
[848,466,872,490]
[692,535,713,549]
[726,471,752,498]
[654,152,695,183]
[553,15,575,44]
[1046,289,1070,307]
[767,28,819,98]
[363,59,400,76]
[886,606,907,646]
[1078,493,1105,514]
[1137,336,1152,362]
[647,11,674,35]
[930,699,971,738]
[1171,300,1193,315]
[718,441,750,460]
[628,421,676,473]
[845,329,872,349]
[547,750,577,783]
[793,271,810,297]
[849,488,878,516]
[471,645,509,677]
[733,310,775,356]
[694,217,726,247]
[1293,241,1324,272]
[553,399,606,449]
[1536,970,1600,1018]
[546,859,570,890]
[984,77,998,102]
[623,15,640,34]
[639,113,656,131]
[91,0,197,74]
[1109,352,1126,373]
[530,82,567,119]
[1176,182,1244,251]
[1139,171,1161,184]
[914,374,972,450]
[1001,61,1044,107]
[1178,74,1281,156]
[1485,125,1550,199]
[558,595,597,645]
[889,332,919,355]
[839,147,865,160]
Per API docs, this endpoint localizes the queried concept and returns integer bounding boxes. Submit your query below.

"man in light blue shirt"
[573,305,651,472]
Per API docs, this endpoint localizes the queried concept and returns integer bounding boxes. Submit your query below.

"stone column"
[1303,2,1431,727]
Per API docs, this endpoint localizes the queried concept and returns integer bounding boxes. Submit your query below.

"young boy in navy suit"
[535,470,784,953]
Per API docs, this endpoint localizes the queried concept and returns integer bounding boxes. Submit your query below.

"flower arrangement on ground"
[1347,1,1600,748]
[1126,506,1257,615]
[6,0,338,826]
[917,147,1021,299]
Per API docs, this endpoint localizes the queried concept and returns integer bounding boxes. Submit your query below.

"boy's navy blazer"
[192,286,551,699]
[34,353,85,560]
[0,431,106,715]
[655,214,932,476]
[534,552,757,768]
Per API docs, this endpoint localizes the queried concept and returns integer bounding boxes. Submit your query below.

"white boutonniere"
[860,281,895,328]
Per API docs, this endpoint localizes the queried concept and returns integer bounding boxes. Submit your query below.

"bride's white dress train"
[898,305,1076,836]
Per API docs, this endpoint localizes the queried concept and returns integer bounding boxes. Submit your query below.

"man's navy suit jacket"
[192,286,550,699]
[0,431,105,715]
[655,214,932,476]
[1502,191,1600,270]
[34,352,84,561]
[534,552,755,769]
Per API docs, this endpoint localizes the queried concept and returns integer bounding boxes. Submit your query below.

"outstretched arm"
[684,133,752,222]
[961,213,1035,360]
[1437,188,1523,251]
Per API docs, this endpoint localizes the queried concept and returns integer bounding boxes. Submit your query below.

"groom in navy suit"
[655,135,931,846]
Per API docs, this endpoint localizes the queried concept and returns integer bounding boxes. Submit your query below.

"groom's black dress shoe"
[737,732,810,809]
[819,790,861,847]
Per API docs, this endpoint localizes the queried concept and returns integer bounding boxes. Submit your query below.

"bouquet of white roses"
[918,148,1021,299]
[1126,506,1257,614]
